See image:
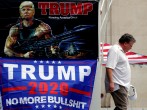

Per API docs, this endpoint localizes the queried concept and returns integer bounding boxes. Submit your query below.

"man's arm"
[106,67,114,92]
[34,22,52,39]
[4,26,33,58]
[4,26,23,57]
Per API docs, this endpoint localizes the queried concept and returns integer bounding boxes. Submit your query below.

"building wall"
[100,0,147,109]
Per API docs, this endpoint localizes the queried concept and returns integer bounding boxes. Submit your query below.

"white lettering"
[6,96,86,109]
[3,64,18,80]
[6,98,11,106]
[48,96,54,103]
[39,65,54,80]
[3,64,92,82]
[47,96,87,109]
[79,66,91,82]
[11,98,18,105]
[6,96,47,106]
[19,97,28,104]
[58,66,75,81]
[21,65,36,79]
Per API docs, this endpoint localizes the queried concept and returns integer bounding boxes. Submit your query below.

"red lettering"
[60,2,70,16]
[28,82,69,95]
[83,3,93,15]
[39,82,48,94]
[29,82,37,94]
[49,2,60,15]
[49,82,58,94]
[38,2,93,16]
[60,82,69,96]
[71,3,83,15]
[38,2,49,15]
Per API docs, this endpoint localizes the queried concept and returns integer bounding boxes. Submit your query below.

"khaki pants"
[111,85,128,110]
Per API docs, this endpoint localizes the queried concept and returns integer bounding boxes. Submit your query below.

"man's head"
[19,1,35,20]
[119,33,136,52]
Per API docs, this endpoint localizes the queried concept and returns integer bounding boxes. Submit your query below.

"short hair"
[19,1,35,9]
[119,33,136,44]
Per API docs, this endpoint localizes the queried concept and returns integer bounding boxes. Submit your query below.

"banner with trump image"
[0,0,98,60]
[0,0,99,110]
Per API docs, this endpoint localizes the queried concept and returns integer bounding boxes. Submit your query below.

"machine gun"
[14,25,95,52]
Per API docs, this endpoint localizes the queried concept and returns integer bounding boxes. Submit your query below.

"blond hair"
[19,1,34,9]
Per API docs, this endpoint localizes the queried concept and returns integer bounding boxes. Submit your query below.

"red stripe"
[100,43,111,46]
[101,49,109,52]
[2,86,27,92]
[103,54,107,57]
[131,62,147,64]
[128,57,147,59]
[69,88,91,96]
[126,52,137,55]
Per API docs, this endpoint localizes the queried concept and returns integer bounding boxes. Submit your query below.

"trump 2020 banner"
[0,0,98,59]
[0,58,97,110]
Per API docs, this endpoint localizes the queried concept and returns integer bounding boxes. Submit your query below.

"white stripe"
[100,46,111,50]
[127,54,144,58]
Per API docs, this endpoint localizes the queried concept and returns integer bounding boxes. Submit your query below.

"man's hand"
[109,82,115,92]
[23,51,34,58]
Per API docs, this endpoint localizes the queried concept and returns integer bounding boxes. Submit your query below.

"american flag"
[100,43,147,65]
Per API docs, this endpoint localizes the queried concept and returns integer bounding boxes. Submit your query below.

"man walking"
[105,33,136,110]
